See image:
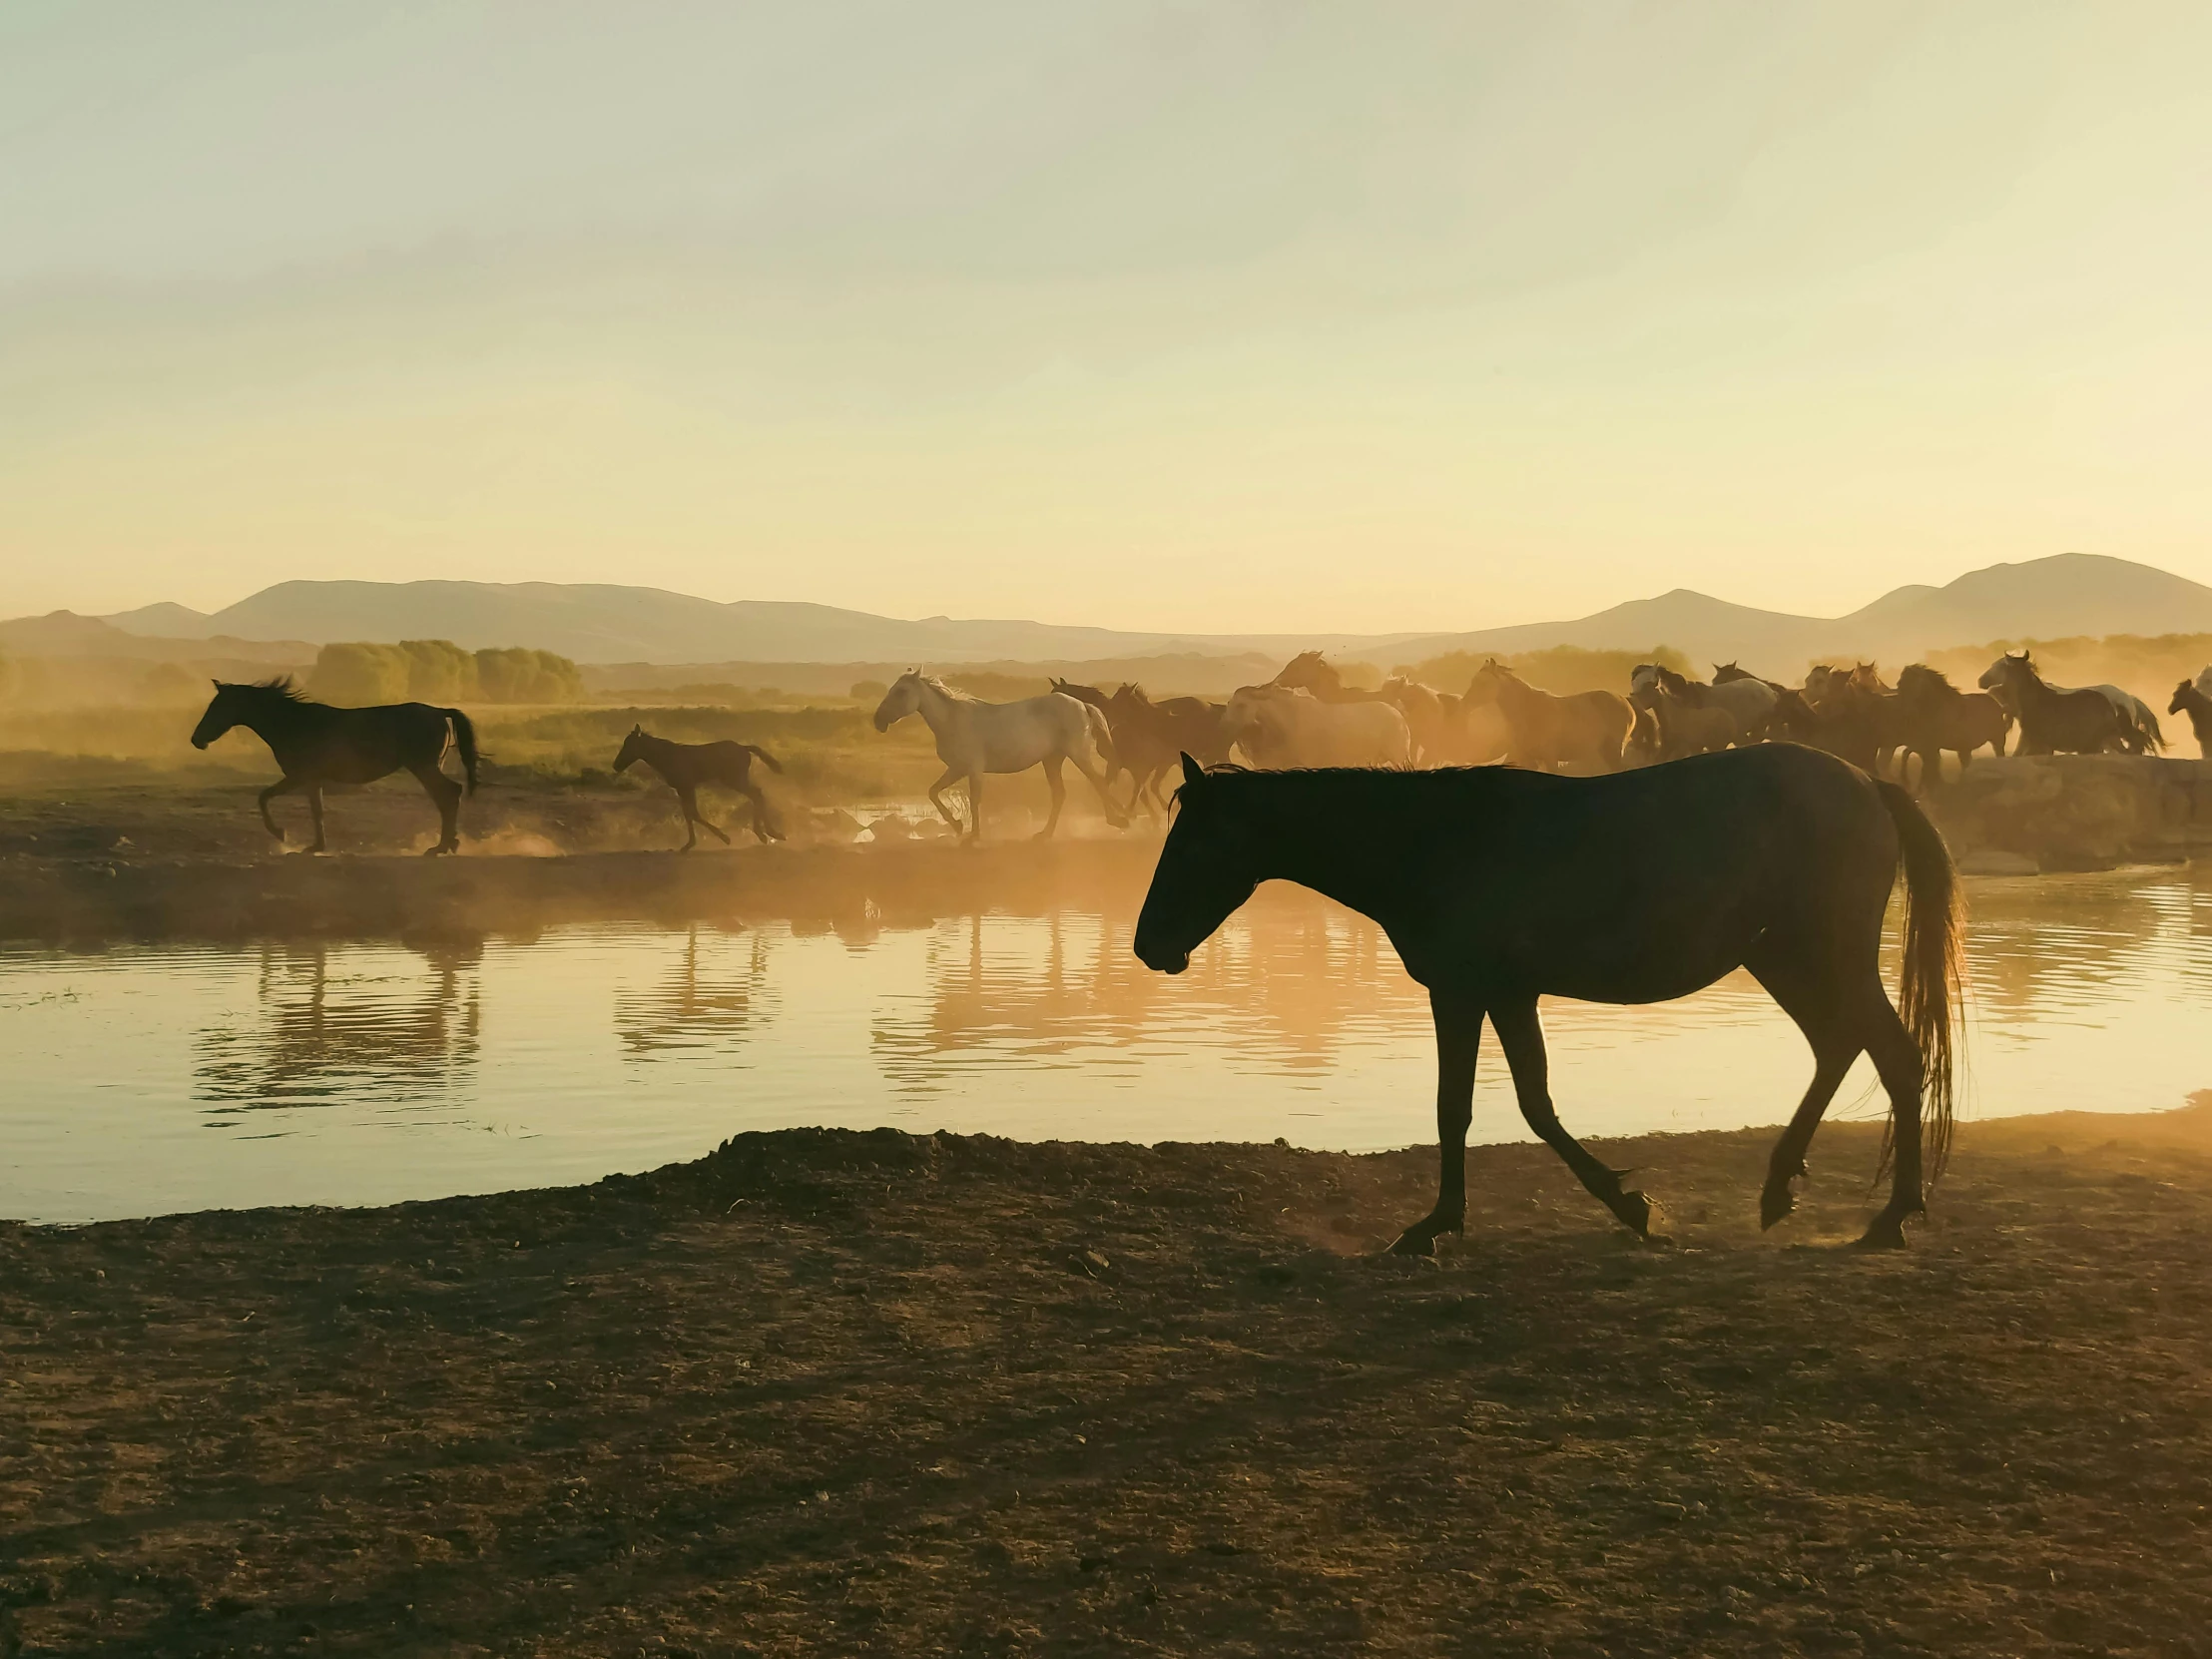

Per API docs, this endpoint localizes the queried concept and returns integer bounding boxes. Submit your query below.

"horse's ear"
[1181,753,1205,788]
[210,678,221,689]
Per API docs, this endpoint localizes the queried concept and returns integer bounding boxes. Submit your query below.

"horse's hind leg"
[742,783,781,842]
[1489,996,1654,1236]
[1746,943,1867,1230]
[1859,998,1927,1250]
[304,785,326,854]
[1388,990,1482,1256]
[408,762,463,854]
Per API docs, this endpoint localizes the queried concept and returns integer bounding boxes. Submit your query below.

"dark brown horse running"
[1050,681,1232,815]
[1893,665,2011,787]
[614,727,784,849]
[191,678,479,854]
[2170,680,2212,758]
[1135,747,1960,1251]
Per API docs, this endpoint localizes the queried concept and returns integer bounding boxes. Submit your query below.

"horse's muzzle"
[1135,943,1189,975]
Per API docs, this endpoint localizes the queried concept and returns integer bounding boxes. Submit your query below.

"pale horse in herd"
[1629,661,1777,738]
[1219,684,1412,769]
[871,671,1128,841]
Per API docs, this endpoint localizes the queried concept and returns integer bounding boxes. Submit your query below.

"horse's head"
[190,681,245,750]
[872,670,927,732]
[1272,650,1329,691]
[1134,755,1261,975]
[613,725,646,772]
[2171,681,2195,717]
[1978,652,2031,694]
[1711,661,1742,683]
[1461,660,1509,706]
[1897,664,1941,701]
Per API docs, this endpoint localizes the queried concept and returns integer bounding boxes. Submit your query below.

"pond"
[4,867,2207,1222]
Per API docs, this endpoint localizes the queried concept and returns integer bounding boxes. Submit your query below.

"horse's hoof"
[1612,1189,1655,1237]
[1759,1186,1796,1231]
[1854,1217,1911,1251]
[1384,1230,1438,1258]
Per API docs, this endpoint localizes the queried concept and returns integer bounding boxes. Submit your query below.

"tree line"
[305,640,584,706]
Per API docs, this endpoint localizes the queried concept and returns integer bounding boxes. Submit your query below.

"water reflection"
[194,940,482,1113]
[615,926,777,1059]
[868,886,1436,1095]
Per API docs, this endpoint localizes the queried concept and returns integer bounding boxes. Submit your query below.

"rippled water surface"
[5,867,2208,1221]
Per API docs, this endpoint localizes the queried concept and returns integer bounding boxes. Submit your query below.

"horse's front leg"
[304,785,326,853]
[257,778,300,846]
[1036,756,1067,839]
[1388,990,1483,1256]
[925,767,965,831]
[1489,996,1656,1237]
[962,772,983,842]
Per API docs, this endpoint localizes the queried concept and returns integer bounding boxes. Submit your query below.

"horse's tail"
[743,743,784,775]
[445,709,480,795]
[1875,779,1962,1184]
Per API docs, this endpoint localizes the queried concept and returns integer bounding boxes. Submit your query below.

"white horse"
[1630,662,1774,737]
[871,671,1127,841]
[1221,684,1411,769]
[2195,665,2212,702]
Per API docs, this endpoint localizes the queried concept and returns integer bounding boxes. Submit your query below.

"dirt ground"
[7,1107,2212,1657]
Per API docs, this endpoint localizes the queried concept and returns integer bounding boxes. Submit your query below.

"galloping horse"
[1221,684,1410,769]
[1893,665,2010,786]
[1051,680,1232,814]
[873,671,1125,841]
[191,678,478,854]
[613,727,784,849]
[1135,748,1960,1251]
[1977,654,2128,756]
[1463,660,1631,773]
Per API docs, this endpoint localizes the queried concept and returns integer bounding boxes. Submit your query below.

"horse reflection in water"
[1135,749,1961,1251]
[194,941,483,1109]
[868,903,1426,1095]
[615,927,777,1058]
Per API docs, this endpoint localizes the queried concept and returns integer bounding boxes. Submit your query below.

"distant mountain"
[1384,555,2212,671]
[93,579,1396,665]
[67,554,2212,672]
[0,611,311,667]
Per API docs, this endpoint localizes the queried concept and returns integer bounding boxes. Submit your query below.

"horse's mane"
[906,672,980,705]
[1899,663,1954,692]
[232,676,320,706]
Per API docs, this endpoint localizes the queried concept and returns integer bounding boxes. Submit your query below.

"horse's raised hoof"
[1760,1184,1796,1231]
[1384,1229,1438,1258]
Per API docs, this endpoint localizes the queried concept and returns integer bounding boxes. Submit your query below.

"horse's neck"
[240,701,328,747]
[912,682,967,733]
[1249,794,1399,919]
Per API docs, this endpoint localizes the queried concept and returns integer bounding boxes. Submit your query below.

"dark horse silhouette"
[613,727,784,849]
[191,679,479,854]
[1134,746,1960,1251]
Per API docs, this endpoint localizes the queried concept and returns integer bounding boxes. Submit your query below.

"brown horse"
[1461,660,1631,773]
[1271,651,1392,705]
[1893,665,2011,787]
[1977,654,2126,756]
[1648,686,1738,759]
[1769,687,1880,771]
[1136,747,1961,1251]
[191,679,478,854]
[614,727,784,849]
[1051,680,1232,813]
[1377,676,1455,767]
[2169,680,2212,758]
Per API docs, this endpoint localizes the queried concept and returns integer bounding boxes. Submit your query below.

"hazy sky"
[3,2,2208,631]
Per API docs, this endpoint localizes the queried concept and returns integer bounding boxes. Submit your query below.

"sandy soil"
[6,1108,2212,1657]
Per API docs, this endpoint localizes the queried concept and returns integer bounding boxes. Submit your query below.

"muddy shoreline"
[0,838,1163,943]
[5,1111,2212,1655]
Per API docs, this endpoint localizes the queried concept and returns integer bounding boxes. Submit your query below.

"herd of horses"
[193,652,2212,853]
[897,648,2204,838]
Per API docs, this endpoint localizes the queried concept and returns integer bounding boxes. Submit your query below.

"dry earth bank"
[5,1111,2212,1656]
